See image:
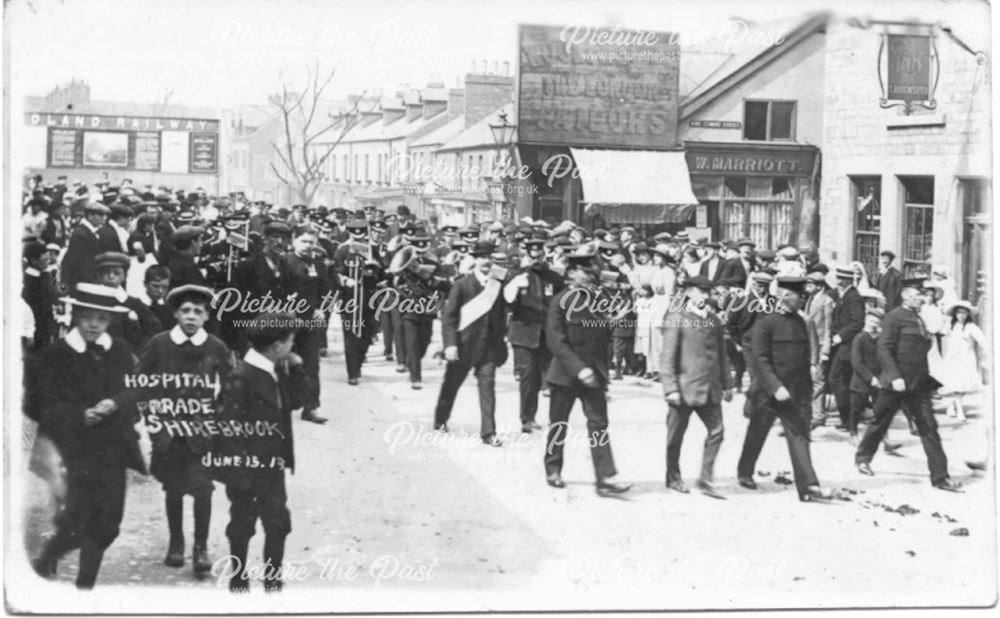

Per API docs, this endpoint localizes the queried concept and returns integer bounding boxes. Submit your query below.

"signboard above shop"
[517,24,680,149]
[26,112,219,132]
[32,111,219,173]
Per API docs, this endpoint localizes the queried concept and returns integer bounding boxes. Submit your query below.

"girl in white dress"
[940,301,987,420]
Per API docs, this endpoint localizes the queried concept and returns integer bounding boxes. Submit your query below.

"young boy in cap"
[849,307,884,442]
[31,283,148,588]
[214,312,306,593]
[135,284,233,571]
[93,251,162,349]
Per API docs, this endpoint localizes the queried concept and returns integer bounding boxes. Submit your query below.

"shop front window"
[900,176,934,277]
[851,176,882,275]
[721,175,796,248]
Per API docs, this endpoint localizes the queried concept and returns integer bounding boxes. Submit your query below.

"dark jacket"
[62,223,102,289]
[36,336,146,475]
[212,360,306,488]
[167,252,207,289]
[135,330,233,454]
[850,330,881,392]
[23,269,58,350]
[877,306,935,390]
[698,256,726,283]
[441,272,508,366]
[720,257,754,289]
[507,263,563,349]
[282,252,333,316]
[750,310,813,403]
[41,215,71,248]
[871,267,903,309]
[660,308,734,406]
[830,286,865,360]
[97,223,127,253]
[545,285,612,388]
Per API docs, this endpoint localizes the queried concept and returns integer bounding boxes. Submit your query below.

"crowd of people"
[19,175,989,591]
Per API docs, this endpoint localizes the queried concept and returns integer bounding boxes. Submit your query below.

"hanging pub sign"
[877,32,939,114]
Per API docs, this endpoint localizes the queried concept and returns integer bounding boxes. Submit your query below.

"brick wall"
[464,73,514,128]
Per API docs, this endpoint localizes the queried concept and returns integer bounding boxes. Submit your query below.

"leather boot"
[75,540,106,590]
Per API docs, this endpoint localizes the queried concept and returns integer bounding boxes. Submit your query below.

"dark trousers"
[828,354,854,426]
[343,329,367,379]
[293,327,323,409]
[666,401,724,484]
[612,336,635,374]
[544,384,617,481]
[224,471,290,588]
[403,317,433,382]
[855,388,950,485]
[742,348,757,417]
[433,357,497,438]
[728,340,747,387]
[35,465,126,588]
[849,386,878,434]
[737,391,820,497]
[382,308,405,364]
[513,344,549,424]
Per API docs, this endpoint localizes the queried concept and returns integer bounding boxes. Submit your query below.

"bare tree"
[269,62,374,206]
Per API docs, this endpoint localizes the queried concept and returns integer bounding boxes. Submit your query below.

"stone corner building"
[819,11,991,307]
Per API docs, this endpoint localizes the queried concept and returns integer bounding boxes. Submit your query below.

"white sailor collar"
[65,328,112,353]
[244,348,277,381]
[24,267,41,277]
[169,325,208,346]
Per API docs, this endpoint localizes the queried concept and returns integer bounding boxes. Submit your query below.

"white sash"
[459,277,500,331]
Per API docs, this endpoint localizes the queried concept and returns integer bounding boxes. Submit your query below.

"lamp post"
[488,110,518,220]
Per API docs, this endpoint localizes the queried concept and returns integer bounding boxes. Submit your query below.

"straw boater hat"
[62,283,130,313]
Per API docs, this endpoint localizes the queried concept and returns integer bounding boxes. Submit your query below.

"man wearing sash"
[432,241,508,446]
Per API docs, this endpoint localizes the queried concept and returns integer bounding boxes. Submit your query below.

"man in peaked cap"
[736,276,833,501]
[503,233,564,433]
[543,242,631,497]
[458,224,480,244]
[854,275,963,492]
[62,202,110,290]
[167,226,207,289]
[661,275,734,499]
[719,238,756,289]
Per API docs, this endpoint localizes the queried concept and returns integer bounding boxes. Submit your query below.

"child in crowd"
[939,300,987,420]
[32,283,147,589]
[213,312,305,593]
[136,284,232,572]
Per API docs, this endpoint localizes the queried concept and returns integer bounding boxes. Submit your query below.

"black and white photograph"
[3,0,997,613]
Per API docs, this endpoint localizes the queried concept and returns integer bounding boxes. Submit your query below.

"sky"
[8,0,990,110]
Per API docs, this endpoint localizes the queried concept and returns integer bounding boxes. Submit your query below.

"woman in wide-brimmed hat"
[939,300,987,420]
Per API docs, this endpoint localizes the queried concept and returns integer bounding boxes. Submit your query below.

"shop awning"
[570,148,699,224]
